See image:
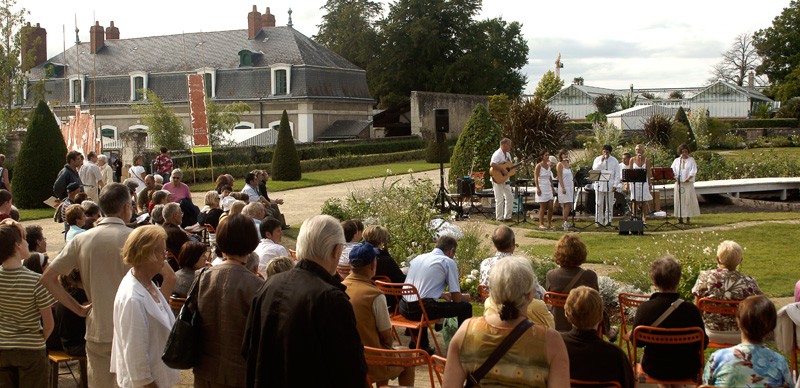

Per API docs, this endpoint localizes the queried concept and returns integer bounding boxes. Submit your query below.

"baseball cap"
[67,182,84,192]
[349,242,379,267]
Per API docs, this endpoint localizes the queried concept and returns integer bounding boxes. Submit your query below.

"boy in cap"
[60,182,83,236]
[342,242,414,386]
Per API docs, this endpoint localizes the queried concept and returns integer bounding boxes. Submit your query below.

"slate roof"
[317,120,372,140]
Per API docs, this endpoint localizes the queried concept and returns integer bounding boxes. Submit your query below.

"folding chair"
[374,281,443,355]
[631,326,705,386]
[792,325,800,375]
[543,291,568,308]
[431,355,447,386]
[363,346,435,388]
[696,297,741,349]
[617,292,650,359]
[49,350,88,388]
[569,379,622,388]
[168,296,187,316]
[372,275,392,284]
[478,284,489,303]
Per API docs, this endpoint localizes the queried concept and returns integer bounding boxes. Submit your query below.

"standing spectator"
[0,189,12,222]
[81,201,101,230]
[128,155,147,196]
[255,217,288,277]
[243,215,367,386]
[401,235,472,354]
[0,154,11,191]
[97,155,114,192]
[172,241,208,298]
[137,175,158,213]
[256,170,287,228]
[53,150,83,200]
[41,183,175,388]
[0,220,56,388]
[153,147,173,182]
[193,214,262,387]
[111,225,179,388]
[489,138,514,222]
[60,183,83,236]
[79,151,105,202]
[112,157,122,183]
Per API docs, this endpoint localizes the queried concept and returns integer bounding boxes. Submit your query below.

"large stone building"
[21,6,374,147]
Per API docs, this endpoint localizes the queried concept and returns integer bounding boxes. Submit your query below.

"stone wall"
[409,91,488,139]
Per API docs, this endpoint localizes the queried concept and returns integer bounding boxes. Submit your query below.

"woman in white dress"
[556,149,574,231]
[628,144,653,224]
[534,150,554,229]
[670,143,701,223]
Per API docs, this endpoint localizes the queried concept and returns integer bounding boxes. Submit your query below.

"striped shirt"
[0,266,56,349]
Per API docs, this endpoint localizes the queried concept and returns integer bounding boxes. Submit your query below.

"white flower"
[471,269,479,276]
[703,247,713,255]
[408,168,414,173]
[386,169,393,175]
[465,278,473,284]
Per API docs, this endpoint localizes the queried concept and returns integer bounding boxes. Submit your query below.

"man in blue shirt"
[400,235,472,354]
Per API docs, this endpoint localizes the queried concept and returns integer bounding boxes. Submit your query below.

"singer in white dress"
[556,149,574,230]
[670,143,701,223]
[534,150,554,229]
[629,144,653,223]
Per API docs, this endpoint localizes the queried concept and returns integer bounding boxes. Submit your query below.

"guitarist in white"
[489,138,515,222]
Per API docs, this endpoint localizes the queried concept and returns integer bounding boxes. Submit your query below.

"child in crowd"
[64,204,87,243]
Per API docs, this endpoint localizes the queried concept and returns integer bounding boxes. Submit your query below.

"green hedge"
[183,149,426,183]
[726,118,799,129]
[563,122,593,131]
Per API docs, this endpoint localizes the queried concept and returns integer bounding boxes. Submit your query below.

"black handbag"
[162,267,208,369]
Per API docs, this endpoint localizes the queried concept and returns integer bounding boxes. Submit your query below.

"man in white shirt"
[241,172,261,203]
[79,151,105,202]
[255,217,288,276]
[592,144,620,226]
[489,138,515,222]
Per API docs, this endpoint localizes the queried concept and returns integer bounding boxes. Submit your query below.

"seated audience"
[242,202,267,237]
[363,225,404,312]
[692,240,761,345]
[0,189,12,221]
[162,203,188,268]
[215,174,234,194]
[64,204,87,243]
[163,169,199,227]
[148,189,171,214]
[264,256,294,278]
[256,217,288,277]
[136,174,157,213]
[562,286,633,388]
[23,225,48,273]
[50,269,87,356]
[151,204,166,225]
[479,225,516,291]
[256,169,288,229]
[443,255,569,387]
[218,199,246,226]
[197,190,223,230]
[343,242,415,386]
[632,255,708,382]
[81,200,101,229]
[703,295,791,387]
[337,219,364,278]
[172,241,208,298]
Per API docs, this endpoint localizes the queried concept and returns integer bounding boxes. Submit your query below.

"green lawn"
[715,147,800,160]
[187,161,444,192]
[18,208,57,222]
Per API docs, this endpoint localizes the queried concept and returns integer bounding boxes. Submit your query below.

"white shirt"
[79,161,103,189]
[99,164,114,188]
[592,154,620,192]
[129,165,146,194]
[255,238,289,276]
[338,242,359,266]
[671,156,697,182]
[241,184,260,203]
[479,251,514,288]
[490,148,511,165]
[404,248,461,302]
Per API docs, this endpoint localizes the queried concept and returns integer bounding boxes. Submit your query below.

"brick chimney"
[90,21,105,53]
[748,71,754,88]
[262,7,276,28]
[21,22,47,71]
[248,5,263,39]
[105,21,119,40]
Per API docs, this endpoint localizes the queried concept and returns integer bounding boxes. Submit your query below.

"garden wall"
[409,91,488,139]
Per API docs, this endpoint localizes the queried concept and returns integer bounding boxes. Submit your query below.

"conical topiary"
[424,132,450,163]
[271,110,301,181]
[12,101,69,208]
[448,104,502,188]
[674,106,696,151]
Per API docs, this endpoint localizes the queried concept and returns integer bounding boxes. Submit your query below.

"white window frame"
[268,119,294,134]
[100,124,118,140]
[234,121,255,129]
[270,64,291,96]
[196,67,216,98]
[129,71,148,101]
[68,74,86,103]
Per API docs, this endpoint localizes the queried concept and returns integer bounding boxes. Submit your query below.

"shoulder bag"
[465,319,534,387]
[162,266,208,369]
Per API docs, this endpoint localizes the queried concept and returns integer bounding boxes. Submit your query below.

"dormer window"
[43,62,66,78]
[239,50,253,67]
[196,67,216,98]
[129,71,148,101]
[271,64,291,96]
[68,74,86,103]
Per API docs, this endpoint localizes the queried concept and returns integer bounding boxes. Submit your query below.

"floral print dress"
[703,344,792,387]
[691,268,761,331]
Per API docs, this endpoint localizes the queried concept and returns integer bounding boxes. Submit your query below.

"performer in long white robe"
[671,144,701,223]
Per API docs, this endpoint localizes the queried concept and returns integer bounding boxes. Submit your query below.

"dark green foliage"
[669,122,691,153]
[503,97,568,161]
[669,90,684,99]
[593,94,618,115]
[12,101,68,208]
[425,133,451,163]
[640,92,656,100]
[753,1,800,85]
[314,0,382,71]
[270,110,301,181]
[643,114,672,148]
[134,90,185,150]
[727,118,799,128]
[674,107,696,150]
[777,98,800,119]
[448,104,501,188]
[488,94,511,127]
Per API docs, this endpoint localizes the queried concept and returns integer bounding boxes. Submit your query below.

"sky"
[23,0,792,93]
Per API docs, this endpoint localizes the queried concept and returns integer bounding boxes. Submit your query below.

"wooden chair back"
[363,346,435,388]
[617,292,650,358]
[168,296,187,313]
[631,326,705,385]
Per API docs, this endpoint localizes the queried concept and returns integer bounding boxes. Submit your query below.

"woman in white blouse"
[670,143,701,224]
[111,225,179,388]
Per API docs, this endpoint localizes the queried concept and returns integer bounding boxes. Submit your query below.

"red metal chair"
[374,281,443,356]
[477,284,489,303]
[617,292,650,359]
[363,346,435,388]
[696,297,741,349]
[431,355,447,386]
[631,326,706,386]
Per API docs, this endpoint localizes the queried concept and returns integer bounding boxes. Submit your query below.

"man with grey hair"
[242,202,267,239]
[243,215,366,386]
[41,183,176,387]
[137,174,158,213]
[490,138,515,221]
[96,154,114,192]
[479,225,516,289]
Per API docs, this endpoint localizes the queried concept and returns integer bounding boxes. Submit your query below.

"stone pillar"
[3,131,27,166]
[120,128,147,178]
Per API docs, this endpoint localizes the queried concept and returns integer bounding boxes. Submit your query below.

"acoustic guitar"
[489,155,534,184]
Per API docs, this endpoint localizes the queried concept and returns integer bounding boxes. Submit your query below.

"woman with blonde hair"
[556,149,574,231]
[534,150,555,229]
[443,256,569,387]
[111,225,179,388]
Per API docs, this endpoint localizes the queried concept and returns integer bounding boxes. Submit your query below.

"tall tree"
[133,90,185,150]
[593,94,617,115]
[709,33,766,87]
[533,70,563,100]
[753,0,800,97]
[314,0,382,71]
[0,0,31,146]
[205,99,250,147]
[13,101,67,208]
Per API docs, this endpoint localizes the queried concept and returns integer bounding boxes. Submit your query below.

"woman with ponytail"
[443,256,569,387]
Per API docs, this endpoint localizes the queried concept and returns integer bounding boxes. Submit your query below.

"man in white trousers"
[490,138,515,222]
[592,144,620,226]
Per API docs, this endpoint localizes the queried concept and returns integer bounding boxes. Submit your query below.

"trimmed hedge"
[184,149,427,183]
[271,110,301,181]
[726,118,799,129]
[563,122,593,131]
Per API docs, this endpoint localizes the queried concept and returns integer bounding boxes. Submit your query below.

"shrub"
[449,104,501,188]
[134,90,185,150]
[643,113,672,148]
[674,107,696,151]
[271,110,301,181]
[13,101,68,208]
[504,97,568,160]
[668,122,691,152]
[488,94,512,127]
[712,133,746,149]
[727,118,799,129]
[425,132,451,164]
[776,97,800,119]
[591,122,623,151]
[593,94,618,115]
[688,107,711,149]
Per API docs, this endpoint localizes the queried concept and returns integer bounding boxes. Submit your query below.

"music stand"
[622,169,647,220]
[652,167,683,231]
[588,169,613,228]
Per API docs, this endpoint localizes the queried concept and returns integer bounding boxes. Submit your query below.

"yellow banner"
[191,146,212,154]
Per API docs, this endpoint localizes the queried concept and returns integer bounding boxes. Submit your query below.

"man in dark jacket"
[53,151,84,199]
[242,215,366,387]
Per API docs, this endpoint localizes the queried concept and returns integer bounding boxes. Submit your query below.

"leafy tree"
[640,92,656,100]
[772,64,800,102]
[533,70,564,100]
[593,94,617,115]
[314,0,381,71]
[448,104,501,188]
[503,97,567,160]
[668,90,684,99]
[206,99,250,147]
[0,0,31,146]
[12,101,67,208]
[709,33,766,87]
[133,90,185,150]
[753,1,800,86]
[674,106,696,150]
[776,97,800,119]
[572,77,584,86]
[618,93,638,110]
[643,113,672,148]
[271,110,301,181]
[487,94,511,126]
